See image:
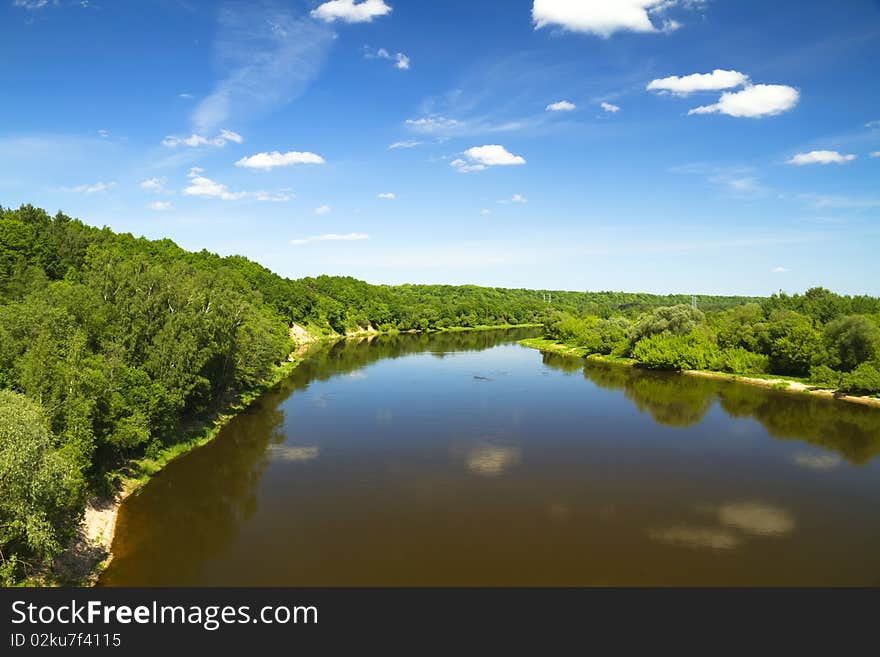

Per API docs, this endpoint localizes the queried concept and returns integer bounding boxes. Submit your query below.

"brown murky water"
[99,329,880,586]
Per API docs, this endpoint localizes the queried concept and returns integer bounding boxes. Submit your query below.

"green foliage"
[0,390,85,584]
[839,362,880,395]
[630,304,706,347]
[632,331,720,371]
[823,315,880,372]
[713,347,770,376]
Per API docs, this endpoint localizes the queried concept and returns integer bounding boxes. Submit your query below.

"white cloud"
[162,130,243,148]
[480,209,491,216]
[498,194,528,204]
[647,69,749,95]
[377,192,396,199]
[235,150,326,170]
[66,181,115,194]
[13,0,50,9]
[183,168,293,202]
[148,201,173,211]
[364,46,410,70]
[772,266,790,273]
[450,159,486,173]
[405,116,463,133]
[388,140,422,149]
[179,93,194,99]
[532,0,689,38]
[787,150,857,166]
[600,101,621,113]
[140,177,166,193]
[463,144,526,166]
[193,7,333,132]
[311,0,392,23]
[97,129,110,138]
[546,100,576,112]
[688,84,799,118]
[314,205,332,215]
[869,151,879,158]
[290,233,370,246]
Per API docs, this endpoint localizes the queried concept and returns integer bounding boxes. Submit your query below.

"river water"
[99,328,880,586]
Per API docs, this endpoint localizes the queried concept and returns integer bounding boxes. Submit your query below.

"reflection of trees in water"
[541,351,585,373]
[716,383,880,465]
[544,359,880,464]
[101,328,539,585]
[100,399,287,585]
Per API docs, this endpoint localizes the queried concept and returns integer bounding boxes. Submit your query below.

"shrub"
[839,362,880,395]
[632,332,720,371]
[713,347,769,375]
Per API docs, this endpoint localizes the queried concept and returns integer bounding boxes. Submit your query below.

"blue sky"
[1,0,879,295]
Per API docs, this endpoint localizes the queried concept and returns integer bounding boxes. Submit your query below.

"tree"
[823,315,880,372]
[0,390,85,584]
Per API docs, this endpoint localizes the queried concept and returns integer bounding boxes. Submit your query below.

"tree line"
[544,290,880,395]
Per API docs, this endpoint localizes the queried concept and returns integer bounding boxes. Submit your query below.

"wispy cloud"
[498,194,528,204]
[388,140,422,149]
[787,150,856,165]
[193,3,334,133]
[182,167,293,202]
[162,129,243,148]
[364,46,410,70]
[600,101,621,113]
[148,201,173,211]
[140,177,166,193]
[290,233,370,246]
[314,205,332,215]
[65,181,116,194]
[377,192,396,199]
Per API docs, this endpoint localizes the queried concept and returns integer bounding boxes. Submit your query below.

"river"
[99,328,880,586]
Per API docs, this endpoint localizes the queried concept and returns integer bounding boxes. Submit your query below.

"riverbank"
[59,323,543,585]
[519,337,880,410]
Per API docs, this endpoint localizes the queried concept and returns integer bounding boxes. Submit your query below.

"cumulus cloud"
[148,201,173,211]
[388,140,422,149]
[162,129,243,148]
[688,84,799,118]
[377,192,396,199]
[532,0,693,38]
[290,233,370,246]
[314,205,332,215]
[235,150,326,170]
[364,46,410,70]
[546,100,576,112]
[66,181,115,194]
[183,168,293,202]
[647,69,750,95]
[450,159,486,173]
[600,101,621,113]
[311,0,391,23]
[787,150,857,166]
[463,145,526,166]
[140,177,166,193]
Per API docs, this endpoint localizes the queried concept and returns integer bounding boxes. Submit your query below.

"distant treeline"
[0,203,854,583]
[545,292,880,396]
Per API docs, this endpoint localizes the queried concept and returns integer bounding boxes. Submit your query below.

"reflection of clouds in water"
[376,408,393,425]
[267,445,319,462]
[650,526,742,550]
[345,371,368,379]
[650,501,795,551]
[311,393,331,408]
[793,452,841,470]
[466,443,521,477]
[718,502,795,536]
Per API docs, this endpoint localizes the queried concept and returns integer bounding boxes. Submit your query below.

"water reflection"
[539,359,880,465]
[99,328,880,586]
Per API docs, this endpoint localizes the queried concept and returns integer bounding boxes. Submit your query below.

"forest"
[0,203,877,584]
[542,293,880,395]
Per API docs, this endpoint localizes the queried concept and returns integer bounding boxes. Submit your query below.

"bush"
[713,347,769,375]
[809,364,843,389]
[632,332,720,371]
[840,362,880,395]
